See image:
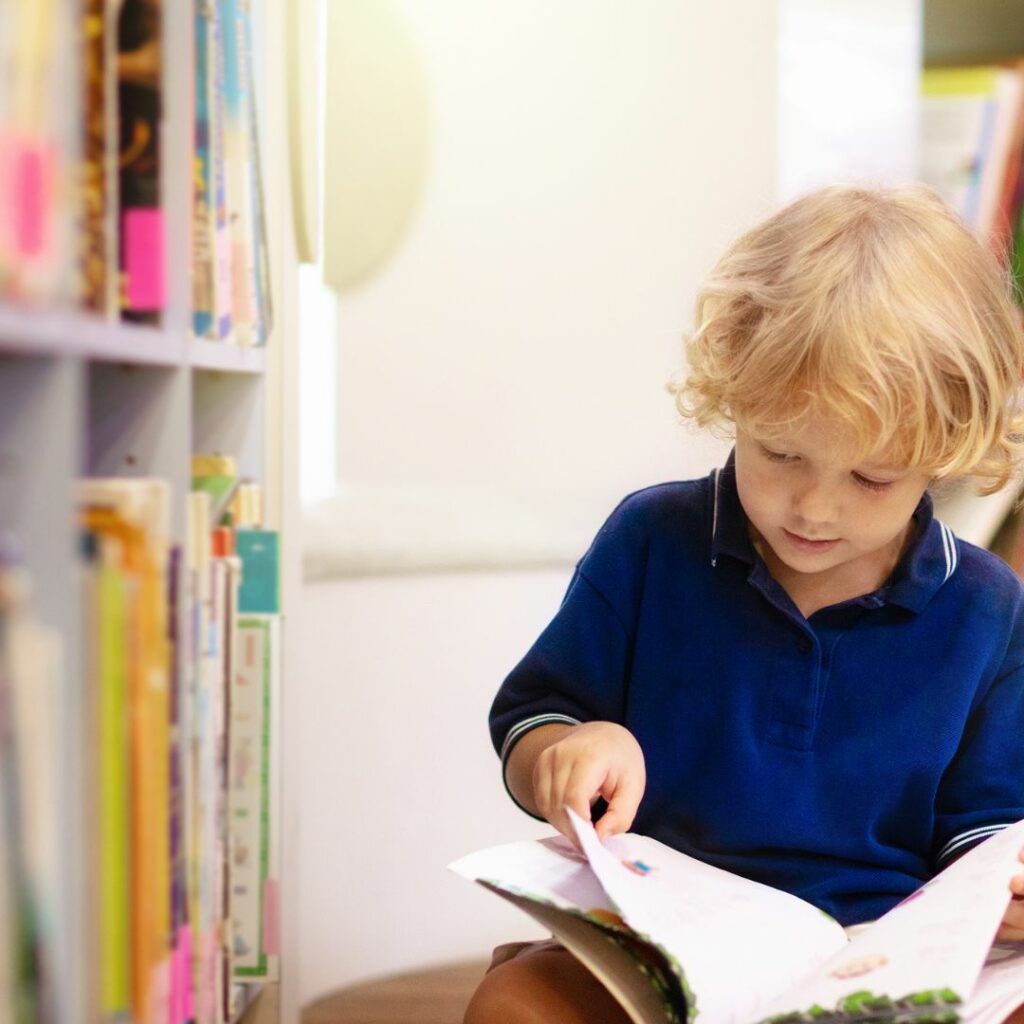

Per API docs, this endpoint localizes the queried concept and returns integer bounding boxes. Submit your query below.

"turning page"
[755,819,1024,1023]
[566,809,849,1024]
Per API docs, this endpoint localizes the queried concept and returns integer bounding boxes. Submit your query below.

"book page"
[449,833,616,915]
[960,942,1024,1024]
[755,820,1024,1024]
[566,809,849,1024]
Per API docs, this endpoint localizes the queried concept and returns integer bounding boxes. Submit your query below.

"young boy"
[465,185,1024,1024]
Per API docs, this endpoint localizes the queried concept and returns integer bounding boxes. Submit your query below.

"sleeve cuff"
[936,822,1013,869]
[499,713,581,821]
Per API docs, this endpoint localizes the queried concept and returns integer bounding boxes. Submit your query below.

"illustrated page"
[755,820,1024,1024]
[567,809,849,1024]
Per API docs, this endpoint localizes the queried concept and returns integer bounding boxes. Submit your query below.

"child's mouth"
[783,529,840,553]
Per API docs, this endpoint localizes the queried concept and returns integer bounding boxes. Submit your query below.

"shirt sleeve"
[932,657,1024,871]
[488,496,647,817]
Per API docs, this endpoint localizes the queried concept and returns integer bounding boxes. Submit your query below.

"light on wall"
[289,0,431,290]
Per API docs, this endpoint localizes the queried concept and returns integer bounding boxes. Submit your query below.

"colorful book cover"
[235,531,279,614]
[81,480,172,1024]
[117,0,165,320]
[193,1,217,338]
[218,0,260,345]
[210,0,233,341]
[920,66,1000,232]
[230,616,278,980]
[240,0,272,345]
[90,527,132,1023]
[0,0,75,304]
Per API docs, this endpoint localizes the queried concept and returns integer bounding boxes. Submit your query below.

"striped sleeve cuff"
[500,713,581,820]
[499,713,582,763]
[936,822,1013,869]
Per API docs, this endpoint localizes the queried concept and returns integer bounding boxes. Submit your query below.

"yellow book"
[92,530,131,1020]
[81,480,171,1024]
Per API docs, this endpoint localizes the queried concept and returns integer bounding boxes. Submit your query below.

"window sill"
[302,481,604,581]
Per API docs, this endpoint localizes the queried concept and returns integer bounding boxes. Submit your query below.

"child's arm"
[506,720,646,848]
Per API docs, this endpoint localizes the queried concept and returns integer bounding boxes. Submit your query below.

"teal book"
[235,530,279,614]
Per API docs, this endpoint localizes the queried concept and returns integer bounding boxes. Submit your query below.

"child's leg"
[463,939,631,1024]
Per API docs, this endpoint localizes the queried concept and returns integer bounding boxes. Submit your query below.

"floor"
[301,960,489,1024]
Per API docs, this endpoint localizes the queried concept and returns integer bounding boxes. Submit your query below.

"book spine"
[117,0,166,320]
[79,0,114,314]
[192,3,217,338]
[241,0,272,345]
[210,2,234,341]
[218,0,259,346]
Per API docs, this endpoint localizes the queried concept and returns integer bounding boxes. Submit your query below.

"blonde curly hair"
[670,184,1024,493]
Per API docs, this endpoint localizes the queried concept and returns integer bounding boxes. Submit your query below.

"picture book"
[450,808,1024,1024]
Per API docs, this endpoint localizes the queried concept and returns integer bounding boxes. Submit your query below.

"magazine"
[449,809,1024,1024]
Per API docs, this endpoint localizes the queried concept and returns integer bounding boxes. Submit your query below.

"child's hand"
[997,847,1024,941]
[532,721,646,848]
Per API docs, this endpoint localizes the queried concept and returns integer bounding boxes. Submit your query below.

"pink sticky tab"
[262,878,280,955]
[180,925,195,1022]
[168,943,179,1024]
[12,140,52,257]
[171,935,185,1024]
[123,207,166,310]
[147,958,171,1024]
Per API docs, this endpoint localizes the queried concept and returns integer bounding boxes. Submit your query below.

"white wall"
[332,0,778,516]
[297,0,780,1006]
[297,570,566,1000]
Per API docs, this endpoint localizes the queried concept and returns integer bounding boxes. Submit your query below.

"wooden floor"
[302,961,489,1024]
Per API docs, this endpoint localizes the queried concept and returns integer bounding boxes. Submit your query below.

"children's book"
[450,808,1024,1024]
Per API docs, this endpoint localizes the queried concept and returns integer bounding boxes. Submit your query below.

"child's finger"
[595,772,644,841]
[546,761,602,847]
[1010,873,1024,900]
[1001,900,1024,937]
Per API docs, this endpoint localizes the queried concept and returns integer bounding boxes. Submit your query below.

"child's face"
[734,413,931,596]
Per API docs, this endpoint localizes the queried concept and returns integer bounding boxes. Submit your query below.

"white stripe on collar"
[937,519,958,584]
[711,468,721,567]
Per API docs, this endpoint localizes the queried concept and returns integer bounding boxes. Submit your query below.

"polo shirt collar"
[707,450,959,614]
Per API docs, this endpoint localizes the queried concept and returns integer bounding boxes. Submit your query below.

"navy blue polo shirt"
[490,455,1024,925]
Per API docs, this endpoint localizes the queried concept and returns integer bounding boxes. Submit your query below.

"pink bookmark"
[123,207,166,310]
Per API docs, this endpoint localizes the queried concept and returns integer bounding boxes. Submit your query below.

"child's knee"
[463,946,629,1024]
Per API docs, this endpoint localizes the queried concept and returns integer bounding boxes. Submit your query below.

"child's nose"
[793,482,838,526]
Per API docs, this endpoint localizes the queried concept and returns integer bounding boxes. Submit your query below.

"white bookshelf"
[0,0,295,1020]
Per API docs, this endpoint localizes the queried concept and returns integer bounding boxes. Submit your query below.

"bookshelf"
[0,0,295,1022]
[917,0,1024,551]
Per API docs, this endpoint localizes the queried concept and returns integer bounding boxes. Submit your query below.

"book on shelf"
[0,553,62,1024]
[451,808,1024,1024]
[80,478,172,1024]
[193,0,272,346]
[0,0,77,305]
[192,455,280,986]
[78,0,121,316]
[920,61,1024,305]
[117,0,166,322]
[72,466,279,1024]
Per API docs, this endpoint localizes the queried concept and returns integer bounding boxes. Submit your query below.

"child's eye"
[853,473,892,493]
[760,445,797,464]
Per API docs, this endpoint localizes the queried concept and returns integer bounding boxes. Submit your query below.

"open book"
[449,809,1024,1024]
